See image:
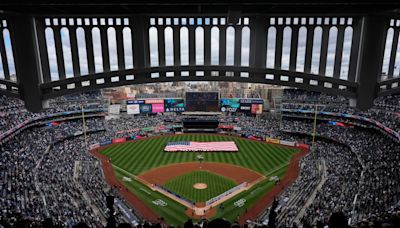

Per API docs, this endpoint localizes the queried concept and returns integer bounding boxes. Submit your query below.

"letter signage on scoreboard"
[240,99,264,104]
[127,100,145,104]
[239,99,252,104]
[145,99,164,104]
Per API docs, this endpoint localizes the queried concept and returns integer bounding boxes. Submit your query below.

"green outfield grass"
[164,171,237,202]
[101,134,299,225]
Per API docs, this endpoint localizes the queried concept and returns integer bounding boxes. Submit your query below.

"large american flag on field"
[164,141,238,152]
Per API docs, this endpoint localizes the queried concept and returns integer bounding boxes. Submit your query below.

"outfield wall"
[89,133,305,153]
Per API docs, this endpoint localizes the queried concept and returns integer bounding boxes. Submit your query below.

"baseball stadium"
[1,1,400,228]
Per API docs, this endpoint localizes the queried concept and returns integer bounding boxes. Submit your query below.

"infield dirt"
[137,162,264,185]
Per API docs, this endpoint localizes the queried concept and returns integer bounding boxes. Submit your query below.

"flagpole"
[81,104,88,149]
[279,98,283,131]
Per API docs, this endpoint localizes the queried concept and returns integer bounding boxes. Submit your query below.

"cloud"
[107,28,118,71]
[210,27,219,65]
[45,28,59,80]
[0,53,4,79]
[149,27,159,67]
[180,27,189,65]
[2,29,16,77]
[164,27,174,66]
[60,28,73,78]
[195,27,204,65]
[382,28,394,75]
[241,27,250,66]
[226,26,235,65]
[123,27,134,69]
[91,28,104,73]
[76,28,88,75]
[266,27,277,68]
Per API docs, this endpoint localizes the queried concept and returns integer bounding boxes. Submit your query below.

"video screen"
[220,98,240,112]
[186,92,219,112]
[164,99,185,112]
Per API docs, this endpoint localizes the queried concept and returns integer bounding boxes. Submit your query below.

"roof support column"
[131,16,150,80]
[249,16,267,69]
[249,16,267,80]
[9,15,45,112]
[356,15,388,110]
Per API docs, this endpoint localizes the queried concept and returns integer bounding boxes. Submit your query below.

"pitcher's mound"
[193,183,207,190]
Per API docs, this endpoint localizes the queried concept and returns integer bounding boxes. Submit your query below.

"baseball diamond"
[164,171,236,204]
[96,134,301,225]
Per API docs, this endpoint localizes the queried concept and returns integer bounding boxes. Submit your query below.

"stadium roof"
[0,0,399,15]
[1,0,400,112]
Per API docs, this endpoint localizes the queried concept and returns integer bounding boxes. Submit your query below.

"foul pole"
[81,104,88,149]
[312,104,318,148]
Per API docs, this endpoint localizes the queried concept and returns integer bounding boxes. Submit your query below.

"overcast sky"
[1,18,399,83]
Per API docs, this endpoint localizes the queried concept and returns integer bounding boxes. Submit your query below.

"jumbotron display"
[185,92,219,112]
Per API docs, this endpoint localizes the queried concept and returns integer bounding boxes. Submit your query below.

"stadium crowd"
[272,121,400,227]
[0,89,400,228]
[282,89,400,133]
[0,92,103,136]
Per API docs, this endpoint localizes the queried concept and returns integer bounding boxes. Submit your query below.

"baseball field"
[98,134,300,225]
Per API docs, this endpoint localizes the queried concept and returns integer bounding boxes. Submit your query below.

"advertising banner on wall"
[89,143,100,150]
[139,104,152,114]
[280,140,296,146]
[127,104,140,114]
[100,139,112,146]
[108,104,121,114]
[220,98,240,112]
[240,105,251,111]
[145,99,164,104]
[152,103,165,113]
[240,99,264,104]
[251,104,263,114]
[127,100,145,104]
[164,99,185,112]
[266,138,280,144]
[112,138,126,143]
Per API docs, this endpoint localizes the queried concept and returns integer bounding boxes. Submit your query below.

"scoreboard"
[186,92,219,112]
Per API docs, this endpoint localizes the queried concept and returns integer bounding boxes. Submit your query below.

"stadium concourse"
[0,90,400,228]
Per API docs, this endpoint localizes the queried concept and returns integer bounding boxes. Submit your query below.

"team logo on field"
[152,199,167,206]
